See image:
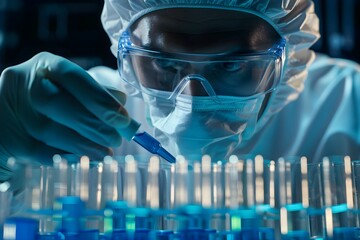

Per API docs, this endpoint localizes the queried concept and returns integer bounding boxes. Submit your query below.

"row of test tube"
[1,154,360,239]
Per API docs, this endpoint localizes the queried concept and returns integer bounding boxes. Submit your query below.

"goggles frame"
[117,30,286,100]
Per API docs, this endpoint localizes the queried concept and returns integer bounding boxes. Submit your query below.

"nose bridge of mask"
[168,74,220,102]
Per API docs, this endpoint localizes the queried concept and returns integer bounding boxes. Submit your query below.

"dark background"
[0,0,359,72]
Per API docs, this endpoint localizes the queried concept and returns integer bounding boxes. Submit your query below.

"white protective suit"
[94,0,360,163]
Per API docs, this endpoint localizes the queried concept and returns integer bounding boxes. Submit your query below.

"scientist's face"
[129,8,281,105]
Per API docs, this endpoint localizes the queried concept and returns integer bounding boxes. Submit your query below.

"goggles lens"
[118,31,285,98]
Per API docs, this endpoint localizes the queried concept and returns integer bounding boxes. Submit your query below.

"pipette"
[104,87,176,164]
[132,131,176,164]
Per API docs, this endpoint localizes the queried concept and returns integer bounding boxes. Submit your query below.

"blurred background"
[0,0,359,72]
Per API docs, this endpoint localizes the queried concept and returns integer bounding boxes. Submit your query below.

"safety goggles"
[117,31,286,99]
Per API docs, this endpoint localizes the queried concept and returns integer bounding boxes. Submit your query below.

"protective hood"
[101,0,320,138]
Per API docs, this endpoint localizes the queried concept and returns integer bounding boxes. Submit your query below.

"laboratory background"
[1,0,360,240]
[0,0,359,72]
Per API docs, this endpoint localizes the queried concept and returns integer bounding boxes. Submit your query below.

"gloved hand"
[0,52,139,166]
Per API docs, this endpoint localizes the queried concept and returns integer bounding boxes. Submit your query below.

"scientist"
[1,0,360,182]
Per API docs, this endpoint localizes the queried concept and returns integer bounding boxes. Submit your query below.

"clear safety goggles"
[117,31,286,100]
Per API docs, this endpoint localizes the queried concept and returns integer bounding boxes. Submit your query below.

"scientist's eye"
[218,62,246,72]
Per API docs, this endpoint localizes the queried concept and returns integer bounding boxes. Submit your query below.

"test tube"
[124,155,139,207]
[163,161,177,231]
[343,156,355,228]
[88,157,116,231]
[6,157,25,195]
[201,155,212,208]
[224,156,243,232]
[269,161,276,209]
[255,155,265,206]
[276,158,286,209]
[253,156,279,239]
[307,160,324,239]
[225,156,239,209]
[101,157,119,205]
[145,157,162,232]
[39,165,56,233]
[9,158,55,232]
[211,161,225,231]
[79,156,90,202]
[0,182,12,225]
[352,160,360,227]
[158,160,172,210]
[241,157,260,231]
[69,163,78,197]
[278,157,310,237]
[169,163,175,209]
[53,155,68,198]
[245,158,255,208]
[135,159,150,207]
[344,156,354,210]
[174,156,189,207]
[237,158,245,207]
[85,161,102,211]
[77,157,103,231]
[193,162,202,205]
[257,159,280,239]
[321,157,349,207]
[146,156,160,209]
[213,161,224,209]
[24,163,43,211]
[321,156,354,238]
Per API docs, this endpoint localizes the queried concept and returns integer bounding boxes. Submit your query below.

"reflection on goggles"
[118,31,286,98]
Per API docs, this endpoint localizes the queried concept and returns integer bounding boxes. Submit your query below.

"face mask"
[141,88,265,162]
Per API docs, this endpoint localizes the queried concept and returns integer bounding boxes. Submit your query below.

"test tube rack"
[1,155,360,239]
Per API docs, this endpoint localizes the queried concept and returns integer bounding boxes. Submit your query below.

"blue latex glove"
[0,52,140,168]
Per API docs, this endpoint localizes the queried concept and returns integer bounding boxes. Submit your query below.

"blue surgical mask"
[141,87,265,162]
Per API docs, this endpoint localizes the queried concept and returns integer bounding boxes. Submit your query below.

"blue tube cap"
[3,217,39,240]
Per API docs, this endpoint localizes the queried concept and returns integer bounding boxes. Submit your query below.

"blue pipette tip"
[132,131,176,164]
[157,147,176,163]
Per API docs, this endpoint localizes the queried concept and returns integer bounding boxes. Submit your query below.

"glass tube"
[0,182,12,225]
[201,155,212,209]
[225,156,239,209]
[174,156,188,207]
[321,156,354,238]
[124,155,139,207]
[146,156,160,209]
[211,161,225,232]
[307,159,324,239]
[352,160,360,227]
[52,155,68,199]
[101,157,119,205]
[276,156,309,238]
